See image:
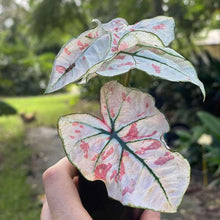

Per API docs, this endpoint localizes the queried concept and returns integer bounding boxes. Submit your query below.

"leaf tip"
[44,86,52,94]
[198,81,206,102]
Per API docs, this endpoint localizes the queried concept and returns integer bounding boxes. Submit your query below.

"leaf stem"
[122,70,131,87]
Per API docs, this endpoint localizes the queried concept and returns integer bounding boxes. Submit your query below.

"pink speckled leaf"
[128,16,175,46]
[46,16,204,98]
[58,81,190,213]
[97,46,205,98]
[45,18,128,93]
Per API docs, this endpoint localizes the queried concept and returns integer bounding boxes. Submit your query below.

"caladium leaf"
[47,16,199,95]
[58,81,190,213]
[97,46,206,98]
[45,18,128,93]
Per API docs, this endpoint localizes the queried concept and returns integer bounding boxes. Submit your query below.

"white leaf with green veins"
[45,16,205,99]
[58,81,190,212]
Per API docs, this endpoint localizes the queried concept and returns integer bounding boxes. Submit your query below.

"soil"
[26,126,220,220]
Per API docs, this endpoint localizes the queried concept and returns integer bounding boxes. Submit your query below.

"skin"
[41,157,161,220]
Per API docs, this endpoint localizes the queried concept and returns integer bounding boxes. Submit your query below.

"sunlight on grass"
[0,116,24,142]
[2,93,79,127]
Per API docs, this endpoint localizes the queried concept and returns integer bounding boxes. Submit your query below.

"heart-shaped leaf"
[58,81,190,213]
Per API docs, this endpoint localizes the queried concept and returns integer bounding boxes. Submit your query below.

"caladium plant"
[45,16,205,99]
[58,81,190,212]
[45,16,205,213]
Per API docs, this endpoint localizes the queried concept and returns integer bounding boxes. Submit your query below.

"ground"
[26,126,220,220]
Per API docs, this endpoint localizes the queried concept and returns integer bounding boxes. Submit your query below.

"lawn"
[2,93,79,127]
[0,93,79,219]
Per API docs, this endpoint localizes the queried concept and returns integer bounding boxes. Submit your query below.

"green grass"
[2,93,79,127]
[0,117,40,219]
[0,93,79,219]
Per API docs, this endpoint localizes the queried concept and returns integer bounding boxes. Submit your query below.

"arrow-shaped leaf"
[97,46,205,98]
[46,16,189,95]
[45,18,128,93]
[58,81,190,212]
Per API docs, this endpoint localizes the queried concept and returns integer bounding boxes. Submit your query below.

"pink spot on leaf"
[122,124,157,142]
[110,152,127,183]
[154,152,174,165]
[80,141,90,159]
[121,93,131,103]
[110,170,117,181]
[94,163,112,181]
[111,46,118,52]
[146,130,157,138]
[75,130,81,133]
[123,151,129,157]
[152,64,161,73]
[119,161,125,181]
[115,55,125,60]
[126,62,133,66]
[126,96,131,103]
[72,122,79,126]
[69,135,75,139]
[135,141,161,155]
[55,65,66,74]
[122,92,126,101]
[122,179,136,196]
[153,23,165,30]
[108,66,113,70]
[117,62,134,68]
[92,154,98,161]
[88,32,93,38]
[137,111,145,117]
[115,19,122,24]
[122,123,139,142]
[102,147,114,160]
[64,47,71,55]
[77,40,89,50]
[113,38,118,45]
[82,56,86,61]
[146,103,149,108]
[118,42,129,51]
[110,108,115,118]
[80,125,84,128]
[114,33,120,39]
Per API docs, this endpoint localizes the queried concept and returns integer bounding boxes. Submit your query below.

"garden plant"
[45,16,205,214]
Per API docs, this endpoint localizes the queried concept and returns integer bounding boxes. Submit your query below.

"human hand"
[41,157,160,220]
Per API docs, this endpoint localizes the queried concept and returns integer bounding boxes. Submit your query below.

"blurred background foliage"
[0,0,219,179]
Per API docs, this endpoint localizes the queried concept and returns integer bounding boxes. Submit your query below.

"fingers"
[140,209,161,220]
[42,157,92,220]
[41,196,52,220]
